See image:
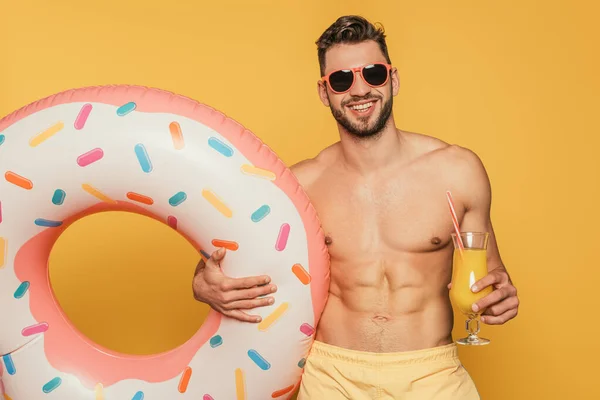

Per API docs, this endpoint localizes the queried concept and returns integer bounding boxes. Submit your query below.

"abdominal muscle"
[314,256,455,353]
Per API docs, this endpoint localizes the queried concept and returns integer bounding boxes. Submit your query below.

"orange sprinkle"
[5,171,33,190]
[211,239,239,251]
[126,192,154,205]
[271,384,295,398]
[235,368,246,400]
[178,366,192,393]
[170,121,185,150]
[292,264,311,285]
[5,394,14,400]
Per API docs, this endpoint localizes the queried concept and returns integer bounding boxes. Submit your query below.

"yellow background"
[1,1,598,399]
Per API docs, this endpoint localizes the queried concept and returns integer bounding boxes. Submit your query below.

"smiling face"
[318,40,400,139]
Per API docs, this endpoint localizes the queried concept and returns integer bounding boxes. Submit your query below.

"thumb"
[208,247,227,266]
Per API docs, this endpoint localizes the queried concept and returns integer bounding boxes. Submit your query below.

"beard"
[329,92,393,140]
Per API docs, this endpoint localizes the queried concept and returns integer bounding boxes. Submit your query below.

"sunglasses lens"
[362,64,389,86]
[328,70,354,92]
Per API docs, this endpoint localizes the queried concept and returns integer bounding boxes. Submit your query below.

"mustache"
[341,94,381,107]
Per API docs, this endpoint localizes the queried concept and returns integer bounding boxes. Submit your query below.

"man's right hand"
[192,247,277,323]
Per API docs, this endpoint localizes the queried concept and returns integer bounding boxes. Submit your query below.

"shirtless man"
[192,15,519,399]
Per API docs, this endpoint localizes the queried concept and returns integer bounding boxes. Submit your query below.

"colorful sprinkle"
[241,164,276,180]
[127,192,154,205]
[247,349,271,370]
[134,144,153,173]
[210,335,223,348]
[169,191,187,206]
[74,103,93,130]
[14,281,30,299]
[208,137,234,157]
[0,134,5,146]
[42,377,62,393]
[52,189,66,205]
[292,264,311,285]
[2,355,15,375]
[211,239,239,251]
[169,122,185,150]
[251,205,271,222]
[258,302,289,332]
[202,189,232,218]
[29,121,64,147]
[178,367,192,393]
[235,368,246,400]
[203,395,214,400]
[34,218,62,228]
[200,250,210,259]
[272,385,295,398]
[77,148,104,167]
[300,323,315,336]
[0,237,6,268]
[117,102,136,116]
[22,322,49,336]
[95,383,104,400]
[82,183,117,204]
[132,392,145,400]
[298,358,306,368]
[5,171,33,190]
[167,215,178,229]
[275,223,290,251]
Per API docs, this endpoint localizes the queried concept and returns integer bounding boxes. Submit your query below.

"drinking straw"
[446,190,464,251]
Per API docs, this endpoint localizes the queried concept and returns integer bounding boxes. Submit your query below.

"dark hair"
[315,15,392,76]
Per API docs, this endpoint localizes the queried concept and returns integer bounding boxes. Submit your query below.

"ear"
[317,80,330,107]
[390,67,400,96]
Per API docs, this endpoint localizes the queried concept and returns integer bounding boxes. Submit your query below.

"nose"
[349,71,371,97]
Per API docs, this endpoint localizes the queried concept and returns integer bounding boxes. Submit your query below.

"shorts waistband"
[309,340,459,367]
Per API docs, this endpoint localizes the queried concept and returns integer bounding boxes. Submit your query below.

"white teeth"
[350,102,373,111]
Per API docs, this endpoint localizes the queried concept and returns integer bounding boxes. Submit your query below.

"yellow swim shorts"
[297,340,480,400]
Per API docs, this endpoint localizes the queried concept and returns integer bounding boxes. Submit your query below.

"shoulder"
[289,142,340,189]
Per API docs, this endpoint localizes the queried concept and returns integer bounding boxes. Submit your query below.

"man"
[192,15,519,399]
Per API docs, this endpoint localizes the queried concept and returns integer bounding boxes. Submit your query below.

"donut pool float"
[0,85,330,399]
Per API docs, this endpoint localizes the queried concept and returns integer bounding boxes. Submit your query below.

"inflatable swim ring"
[0,85,330,399]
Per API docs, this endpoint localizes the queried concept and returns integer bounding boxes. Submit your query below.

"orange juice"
[449,248,493,317]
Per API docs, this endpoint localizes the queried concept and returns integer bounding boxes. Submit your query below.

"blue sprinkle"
[247,349,270,370]
[0,134,5,146]
[208,137,233,157]
[132,391,145,400]
[52,189,66,205]
[298,358,306,368]
[200,250,210,259]
[34,218,62,228]
[14,281,30,299]
[117,102,136,116]
[42,377,62,393]
[2,354,15,375]
[251,205,271,222]
[134,143,153,173]
[169,191,187,207]
[210,335,223,348]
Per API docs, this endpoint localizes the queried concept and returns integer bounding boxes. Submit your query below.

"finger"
[207,247,227,266]
[481,308,518,325]
[224,296,275,310]
[222,283,277,302]
[471,272,501,293]
[482,296,519,317]
[472,287,509,313]
[224,309,262,323]
[221,275,273,291]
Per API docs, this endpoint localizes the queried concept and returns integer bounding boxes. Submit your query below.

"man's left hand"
[471,266,519,325]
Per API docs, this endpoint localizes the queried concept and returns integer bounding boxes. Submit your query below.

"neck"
[338,116,405,174]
